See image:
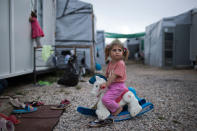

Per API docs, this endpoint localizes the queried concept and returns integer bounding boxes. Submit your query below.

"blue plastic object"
[89,74,107,84]
[95,63,102,71]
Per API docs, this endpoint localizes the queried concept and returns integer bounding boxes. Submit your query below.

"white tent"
[125,37,145,60]
[145,9,194,68]
[56,0,96,70]
[0,0,56,79]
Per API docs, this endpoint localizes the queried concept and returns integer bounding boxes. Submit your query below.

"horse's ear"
[95,76,106,83]
[89,76,96,84]
[95,76,100,81]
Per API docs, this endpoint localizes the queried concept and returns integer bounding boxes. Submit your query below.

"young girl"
[100,39,130,116]
[29,11,44,48]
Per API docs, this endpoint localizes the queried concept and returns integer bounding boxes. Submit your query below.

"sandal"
[88,118,114,127]
[12,105,37,114]
[24,101,44,106]
[9,97,25,108]
[60,99,70,105]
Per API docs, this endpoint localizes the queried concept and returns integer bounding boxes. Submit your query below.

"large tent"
[125,37,144,60]
[55,0,96,70]
[144,9,196,68]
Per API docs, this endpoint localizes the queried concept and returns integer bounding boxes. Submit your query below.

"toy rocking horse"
[77,75,154,122]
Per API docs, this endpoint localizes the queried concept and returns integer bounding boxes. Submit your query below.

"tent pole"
[91,12,95,71]
[33,47,37,85]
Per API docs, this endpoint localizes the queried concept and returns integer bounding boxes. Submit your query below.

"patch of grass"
[37,71,62,84]
[75,85,81,90]
[46,76,58,83]
[172,120,181,124]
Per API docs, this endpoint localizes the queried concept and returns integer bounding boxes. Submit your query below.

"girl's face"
[110,45,123,62]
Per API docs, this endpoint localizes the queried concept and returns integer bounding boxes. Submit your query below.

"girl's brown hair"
[105,39,129,62]
[31,10,37,18]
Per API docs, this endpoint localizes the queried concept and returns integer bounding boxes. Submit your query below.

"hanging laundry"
[42,45,54,62]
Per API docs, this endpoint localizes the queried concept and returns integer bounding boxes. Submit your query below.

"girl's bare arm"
[101,73,117,88]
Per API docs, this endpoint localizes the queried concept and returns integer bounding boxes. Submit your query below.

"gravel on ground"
[1,61,197,131]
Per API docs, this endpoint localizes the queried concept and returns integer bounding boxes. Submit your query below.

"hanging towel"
[42,45,54,62]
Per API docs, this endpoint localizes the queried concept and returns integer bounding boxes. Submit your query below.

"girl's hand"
[100,83,107,89]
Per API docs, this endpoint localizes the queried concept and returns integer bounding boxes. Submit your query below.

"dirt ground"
[1,61,197,130]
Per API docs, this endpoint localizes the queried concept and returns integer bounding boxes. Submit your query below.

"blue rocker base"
[77,87,154,122]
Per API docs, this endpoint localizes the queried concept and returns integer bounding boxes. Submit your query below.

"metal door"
[174,25,190,66]
[164,32,174,66]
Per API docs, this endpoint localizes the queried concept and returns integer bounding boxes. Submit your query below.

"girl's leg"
[32,39,36,47]
[112,106,123,116]
[35,37,42,48]
[102,83,126,113]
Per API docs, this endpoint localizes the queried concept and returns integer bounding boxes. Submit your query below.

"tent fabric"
[105,32,145,38]
[145,21,163,67]
[190,9,197,61]
[56,0,94,42]
[56,0,96,69]
[144,9,192,67]
[95,31,105,65]
[56,14,93,42]
[125,37,145,60]
[56,0,92,18]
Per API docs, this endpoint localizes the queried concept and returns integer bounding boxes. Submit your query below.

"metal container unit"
[190,9,197,63]
[0,0,56,79]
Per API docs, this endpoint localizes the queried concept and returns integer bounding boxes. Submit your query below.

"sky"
[81,0,197,43]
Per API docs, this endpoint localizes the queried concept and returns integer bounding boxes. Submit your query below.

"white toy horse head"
[91,76,106,96]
